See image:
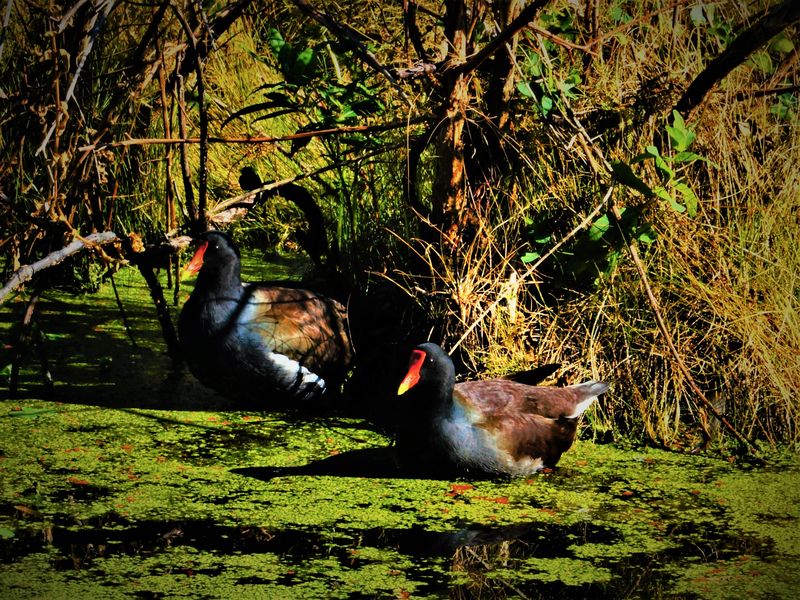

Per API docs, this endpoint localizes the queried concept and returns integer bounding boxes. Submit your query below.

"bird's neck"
[196,264,243,299]
[414,371,456,420]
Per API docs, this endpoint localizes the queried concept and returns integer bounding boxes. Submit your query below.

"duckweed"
[2,266,799,598]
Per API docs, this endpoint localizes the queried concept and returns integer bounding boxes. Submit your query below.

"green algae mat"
[2,268,800,598]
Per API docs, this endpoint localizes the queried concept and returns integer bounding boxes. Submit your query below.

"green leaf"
[560,81,577,98]
[646,146,675,178]
[748,51,773,75]
[0,527,14,540]
[673,181,698,217]
[521,251,541,264]
[526,52,542,77]
[770,34,794,55]
[689,4,706,25]
[517,81,536,98]
[671,110,686,131]
[611,160,653,196]
[268,28,286,55]
[296,47,314,69]
[770,101,790,121]
[589,214,611,241]
[673,151,705,163]
[655,186,685,213]
[665,110,696,152]
[637,229,657,244]
[610,4,631,24]
[541,95,553,116]
[9,406,50,418]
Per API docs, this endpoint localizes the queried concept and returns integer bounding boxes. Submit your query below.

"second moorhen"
[395,343,608,476]
[178,231,353,406]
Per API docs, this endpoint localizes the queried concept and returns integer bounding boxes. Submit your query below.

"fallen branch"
[0,231,119,306]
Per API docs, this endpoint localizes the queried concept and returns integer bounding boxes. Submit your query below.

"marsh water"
[1,261,799,598]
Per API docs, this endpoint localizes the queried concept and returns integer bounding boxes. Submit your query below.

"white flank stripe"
[268,352,326,395]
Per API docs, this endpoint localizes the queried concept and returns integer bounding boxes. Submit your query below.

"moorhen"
[178,231,353,405]
[395,343,608,476]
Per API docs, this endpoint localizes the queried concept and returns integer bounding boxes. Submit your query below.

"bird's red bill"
[185,240,208,275]
[398,349,426,395]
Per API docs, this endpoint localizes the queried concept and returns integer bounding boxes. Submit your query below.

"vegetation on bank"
[1,1,798,451]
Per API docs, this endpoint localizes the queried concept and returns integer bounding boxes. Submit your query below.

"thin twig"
[172,0,208,229]
[609,200,760,456]
[291,0,409,102]
[175,65,197,224]
[210,140,408,220]
[587,0,694,46]
[36,0,118,155]
[733,84,800,102]
[77,118,427,152]
[456,0,548,76]
[529,24,598,56]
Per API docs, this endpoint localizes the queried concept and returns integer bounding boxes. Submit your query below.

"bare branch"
[674,0,800,115]
[0,231,119,306]
[456,0,549,76]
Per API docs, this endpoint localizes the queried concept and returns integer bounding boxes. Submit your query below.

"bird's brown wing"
[244,286,353,376]
[453,380,585,467]
[454,380,588,420]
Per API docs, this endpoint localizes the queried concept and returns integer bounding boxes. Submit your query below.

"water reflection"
[1,506,775,599]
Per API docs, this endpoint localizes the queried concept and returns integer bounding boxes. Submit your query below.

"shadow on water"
[2,288,226,409]
[231,446,549,481]
[233,447,403,480]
